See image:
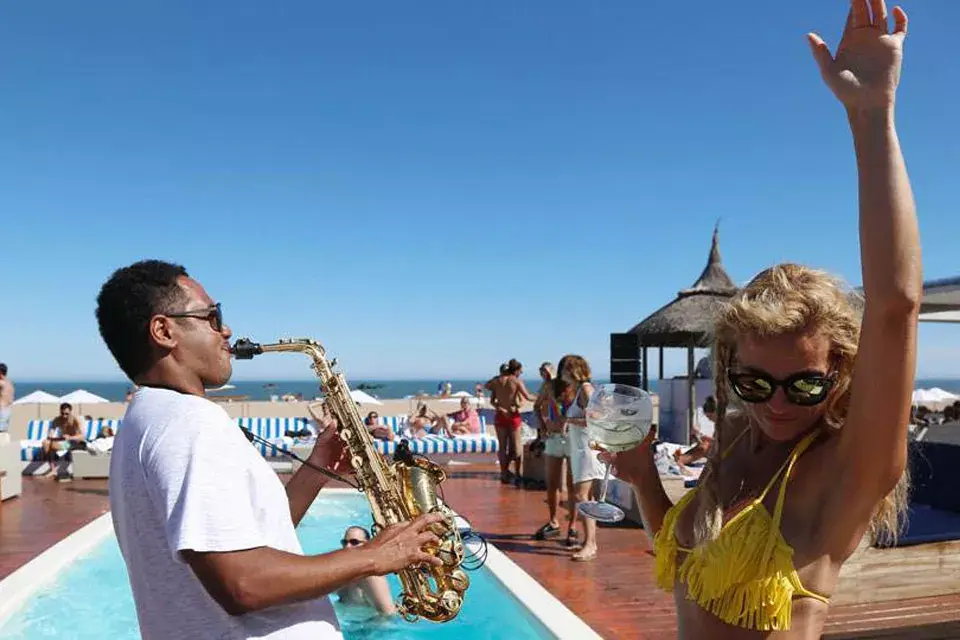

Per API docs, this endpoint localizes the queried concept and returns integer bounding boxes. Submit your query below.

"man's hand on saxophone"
[364,512,448,574]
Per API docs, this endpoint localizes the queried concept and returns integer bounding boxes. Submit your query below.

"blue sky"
[1,1,957,382]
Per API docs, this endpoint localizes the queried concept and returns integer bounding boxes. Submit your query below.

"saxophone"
[230,337,470,623]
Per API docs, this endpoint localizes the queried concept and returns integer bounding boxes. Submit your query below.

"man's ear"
[148,315,178,351]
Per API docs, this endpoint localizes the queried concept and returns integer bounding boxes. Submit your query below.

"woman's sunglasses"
[727,369,836,406]
[167,303,223,333]
[341,538,364,547]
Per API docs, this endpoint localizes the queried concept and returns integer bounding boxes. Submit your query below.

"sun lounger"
[0,433,21,500]
[874,440,960,548]
[23,419,122,477]
[237,417,310,457]
[368,415,499,457]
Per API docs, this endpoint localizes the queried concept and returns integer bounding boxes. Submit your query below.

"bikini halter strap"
[767,430,821,519]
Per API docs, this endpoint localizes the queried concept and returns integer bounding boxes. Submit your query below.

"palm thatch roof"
[628,225,738,348]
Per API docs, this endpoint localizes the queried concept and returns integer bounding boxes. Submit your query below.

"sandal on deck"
[533,523,561,540]
[565,528,579,547]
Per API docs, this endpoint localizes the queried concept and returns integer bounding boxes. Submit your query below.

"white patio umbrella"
[912,388,959,411]
[60,389,110,404]
[13,390,61,404]
[349,389,383,405]
[13,389,62,418]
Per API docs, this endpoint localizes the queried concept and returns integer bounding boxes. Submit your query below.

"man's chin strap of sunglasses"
[238,427,359,489]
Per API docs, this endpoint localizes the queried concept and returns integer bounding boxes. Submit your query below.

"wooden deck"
[2,461,960,638]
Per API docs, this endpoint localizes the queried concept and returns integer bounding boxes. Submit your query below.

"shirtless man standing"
[486,359,535,484]
[0,363,14,434]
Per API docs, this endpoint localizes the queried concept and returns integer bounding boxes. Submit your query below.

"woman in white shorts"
[532,362,576,545]
[561,355,605,562]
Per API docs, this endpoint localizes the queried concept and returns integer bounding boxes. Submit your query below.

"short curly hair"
[95,260,189,380]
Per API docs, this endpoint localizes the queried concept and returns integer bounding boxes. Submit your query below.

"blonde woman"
[604,2,919,636]
[560,355,605,561]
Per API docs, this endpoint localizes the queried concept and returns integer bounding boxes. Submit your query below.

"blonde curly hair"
[692,263,908,547]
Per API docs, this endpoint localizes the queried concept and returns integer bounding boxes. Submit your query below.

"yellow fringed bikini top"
[653,429,829,632]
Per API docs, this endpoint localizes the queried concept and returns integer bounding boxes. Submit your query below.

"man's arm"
[286,463,331,528]
[286,425,350,527]
[517,379,536,402]
[182,514,444,616]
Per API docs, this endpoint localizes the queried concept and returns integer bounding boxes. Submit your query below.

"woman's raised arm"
[810,0,922,554]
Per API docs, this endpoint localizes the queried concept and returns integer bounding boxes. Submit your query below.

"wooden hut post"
[642,346,649,391]
[659,347,664,380]
[687,346,695,446]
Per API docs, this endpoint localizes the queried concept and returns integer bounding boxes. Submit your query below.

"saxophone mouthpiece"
[230,338,263,360]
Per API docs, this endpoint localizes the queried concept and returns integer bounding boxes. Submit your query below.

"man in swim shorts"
[486,359,535,484]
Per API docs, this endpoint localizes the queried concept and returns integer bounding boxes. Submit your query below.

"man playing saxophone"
[96,259,444,640]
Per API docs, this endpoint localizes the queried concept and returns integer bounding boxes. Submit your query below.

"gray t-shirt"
[109,387,341,639]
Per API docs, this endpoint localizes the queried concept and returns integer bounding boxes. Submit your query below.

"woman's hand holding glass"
[597,424,658,489]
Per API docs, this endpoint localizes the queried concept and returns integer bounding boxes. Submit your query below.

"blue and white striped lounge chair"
[21,418,123,465]
[236,417,312,458]
[369,414,500,457]
[21,419,52,462]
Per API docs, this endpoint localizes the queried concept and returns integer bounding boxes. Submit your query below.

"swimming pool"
[0,490,599,639]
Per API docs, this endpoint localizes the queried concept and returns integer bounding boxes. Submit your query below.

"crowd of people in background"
[485,355,606,562]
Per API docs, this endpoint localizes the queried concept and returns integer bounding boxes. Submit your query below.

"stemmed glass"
[576,383,654,523]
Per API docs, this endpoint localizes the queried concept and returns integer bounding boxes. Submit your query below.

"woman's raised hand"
[808,0,907,110]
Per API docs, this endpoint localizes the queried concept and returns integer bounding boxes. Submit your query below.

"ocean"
[13,378,960,403]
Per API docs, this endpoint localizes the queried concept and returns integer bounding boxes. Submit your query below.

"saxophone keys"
[448,568,470,592]
[439,589,463,615]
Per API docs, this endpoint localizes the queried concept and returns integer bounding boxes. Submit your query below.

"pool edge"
[481,538,605,640]
[0,511,114,628]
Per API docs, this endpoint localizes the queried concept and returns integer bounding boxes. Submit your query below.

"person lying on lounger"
[407,403,440,438]
[434,397,482,437]
[673,396,718,467]
[364,411,395,441]
[306,401,338,436]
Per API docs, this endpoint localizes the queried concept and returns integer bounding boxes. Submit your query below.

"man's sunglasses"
[341,538,364,547]
[167,303,223,333]
[727,369,836,406]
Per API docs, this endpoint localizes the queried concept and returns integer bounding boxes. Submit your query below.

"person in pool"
[603,2,920,636]
[335,527,397,617]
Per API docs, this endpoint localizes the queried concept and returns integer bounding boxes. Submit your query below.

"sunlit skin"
[734,330,833,443]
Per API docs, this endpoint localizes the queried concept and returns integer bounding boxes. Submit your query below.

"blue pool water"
[0,493,553,639]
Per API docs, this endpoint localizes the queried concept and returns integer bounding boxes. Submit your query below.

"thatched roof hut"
[629,224,738,349]
[616,225,738,445]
